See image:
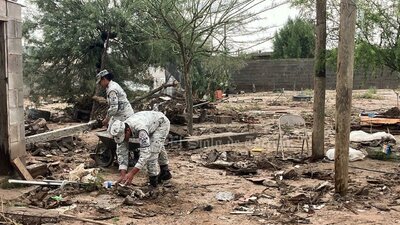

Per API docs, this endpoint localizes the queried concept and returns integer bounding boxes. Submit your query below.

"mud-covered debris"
[116,185,133,197]
[123,196,135,206]
[216,191,235,201]
[283,169,299,180]
[203,204,213,211]
[371,203,390,211]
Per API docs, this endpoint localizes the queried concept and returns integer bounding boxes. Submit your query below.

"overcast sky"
[231,2,299,53]
[20,0,299,53]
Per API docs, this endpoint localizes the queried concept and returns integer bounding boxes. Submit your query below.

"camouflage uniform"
[116,111,170,175]
[106,80,134,123]
[106,80,134,169]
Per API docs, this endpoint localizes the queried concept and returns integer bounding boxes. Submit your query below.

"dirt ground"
[2,89,400,225]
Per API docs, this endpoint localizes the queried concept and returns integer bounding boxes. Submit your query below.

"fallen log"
[25,120,99,145]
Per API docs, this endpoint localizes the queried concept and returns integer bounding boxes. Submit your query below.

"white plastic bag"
[325,147,366,162]
[350,130,396,143]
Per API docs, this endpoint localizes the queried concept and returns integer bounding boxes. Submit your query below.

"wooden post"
[312,0,327,160]
[335,0,357,196]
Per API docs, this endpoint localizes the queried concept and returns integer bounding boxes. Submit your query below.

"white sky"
[230,2,299,53]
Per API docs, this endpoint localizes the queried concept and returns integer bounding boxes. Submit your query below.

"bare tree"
[335,0,357,196]
[311,0,327,160]
[143,0,288,134]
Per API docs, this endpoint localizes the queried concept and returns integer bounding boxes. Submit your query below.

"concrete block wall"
[232,58,400,92]
[0,0,25,174]
[7,0,25,160]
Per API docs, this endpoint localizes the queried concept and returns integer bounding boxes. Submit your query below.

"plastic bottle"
[103,181,114,188]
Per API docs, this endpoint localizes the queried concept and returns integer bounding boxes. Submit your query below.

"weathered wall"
[0,0,25,175]
[232,58,400,92]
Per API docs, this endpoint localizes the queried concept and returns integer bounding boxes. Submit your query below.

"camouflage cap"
[109,120,126,144]
[96,69,109,84]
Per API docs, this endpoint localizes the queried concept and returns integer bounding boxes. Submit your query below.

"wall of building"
[0,0,25,175]
[232,58,400,92]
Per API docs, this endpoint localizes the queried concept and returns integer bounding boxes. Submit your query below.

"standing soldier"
[96,69,134,126]
[109,111,172,188]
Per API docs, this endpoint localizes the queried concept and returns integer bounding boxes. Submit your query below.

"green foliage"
[192,55,246,99]
[23,0,166,101]
[272,18,315,59]
[354,87,381,99]
[292,0,400,76]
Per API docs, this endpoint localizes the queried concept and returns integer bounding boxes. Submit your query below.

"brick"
[8,89,17,108]
[7,38,22,54]
[20,122,25,142]
[9,123,18,143]
[0,0,6,18]
[9,141,26,160]
[7,21,22,38]
[8,72,23,90]
[6,2,22,21]
[7,53,22,73]
[9,107,24,124]
[18,89,24,107]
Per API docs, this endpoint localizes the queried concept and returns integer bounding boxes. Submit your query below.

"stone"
[123,196,135,206]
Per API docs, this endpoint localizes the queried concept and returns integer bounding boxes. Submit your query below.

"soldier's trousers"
[146,117,170,176]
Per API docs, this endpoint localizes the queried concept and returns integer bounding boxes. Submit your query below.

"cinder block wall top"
[232,58,400,92]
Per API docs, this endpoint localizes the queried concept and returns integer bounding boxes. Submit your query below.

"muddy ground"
[2,89,400,225]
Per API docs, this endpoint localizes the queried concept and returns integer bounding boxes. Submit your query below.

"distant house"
[148,65,180,96]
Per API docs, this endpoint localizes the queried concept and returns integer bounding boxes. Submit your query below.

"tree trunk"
[312,0,327,160]
[335,0,357,196]
[183,64,193,135]
[90,32,110,120]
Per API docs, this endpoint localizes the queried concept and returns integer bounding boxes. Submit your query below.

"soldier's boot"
[158,165,172,183]
[149,176,158,188]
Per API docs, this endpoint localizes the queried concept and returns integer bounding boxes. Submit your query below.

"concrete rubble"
[2,90,400,225]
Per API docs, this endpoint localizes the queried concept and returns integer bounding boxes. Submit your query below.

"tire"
[94,143,115,167]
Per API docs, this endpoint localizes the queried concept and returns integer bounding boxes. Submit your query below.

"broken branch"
[130,81,178,104]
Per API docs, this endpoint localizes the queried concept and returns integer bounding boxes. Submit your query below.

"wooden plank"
[214,115,232,124]
[360,116,400,125]
[26,163,48,178]
[169,124,188,137]
[25,120,98,145]
[12,157,33,180]
[172,132,257,150]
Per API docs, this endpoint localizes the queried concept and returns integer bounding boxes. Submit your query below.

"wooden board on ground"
[360,116,400,125]
[214,115,232,124]
[169,124,188,137]
[26,163,48,178]
[171,132,258,150]
[12,158,33,180]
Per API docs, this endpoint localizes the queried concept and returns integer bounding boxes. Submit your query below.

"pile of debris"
[25,118,49,136]
[202,150,282,175]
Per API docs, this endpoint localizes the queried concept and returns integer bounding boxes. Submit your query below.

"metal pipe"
[8,179,77,186]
